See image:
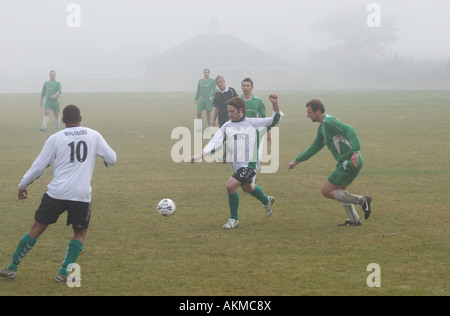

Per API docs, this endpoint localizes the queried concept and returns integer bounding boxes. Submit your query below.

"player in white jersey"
[0,105,116,282]
[190,95,284,229]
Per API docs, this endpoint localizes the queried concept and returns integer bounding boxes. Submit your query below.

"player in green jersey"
[241,78,266,118]
[241,77,271,143]
[195,68,216,130]
[288,99,372,226]
[40,70,62,132]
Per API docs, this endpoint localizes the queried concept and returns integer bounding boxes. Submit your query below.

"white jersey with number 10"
[19,126,117,202]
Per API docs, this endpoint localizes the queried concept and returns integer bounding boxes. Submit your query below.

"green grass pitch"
[0,90,449,296]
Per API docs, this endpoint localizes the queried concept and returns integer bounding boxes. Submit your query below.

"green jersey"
[195,78,216,100]
[41,80,62,100]
[242,95,266,118]
[295,114,361,163]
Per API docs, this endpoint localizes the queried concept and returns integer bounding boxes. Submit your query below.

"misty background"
[1,0,449,93]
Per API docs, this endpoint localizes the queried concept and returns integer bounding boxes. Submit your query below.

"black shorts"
[35,193,91,230]
[232,167,256,184]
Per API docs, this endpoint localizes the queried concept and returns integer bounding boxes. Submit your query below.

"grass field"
[0,90,449,296]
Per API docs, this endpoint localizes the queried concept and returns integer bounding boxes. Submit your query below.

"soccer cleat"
[265,196,275,217]
[55,273,67,283]
[223,219,239,229]
[0,268,17,280]
[360,196,372,220]
[338,219,362,227]
[39,127,46,132]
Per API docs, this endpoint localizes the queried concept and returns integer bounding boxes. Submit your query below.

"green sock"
[250,185,269,206]
[8,233,37,270]
[59,239,83,276]
[228,192,239,220]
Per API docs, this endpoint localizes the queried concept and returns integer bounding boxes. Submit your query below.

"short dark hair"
[241,77,253,87]
[63,105,81,124]
[227,97,246,113]
[306,99,325,113]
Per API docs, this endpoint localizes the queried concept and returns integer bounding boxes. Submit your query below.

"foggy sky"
[1,0,449,93]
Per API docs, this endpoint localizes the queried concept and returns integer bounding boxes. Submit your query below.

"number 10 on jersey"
[68,141,88,163]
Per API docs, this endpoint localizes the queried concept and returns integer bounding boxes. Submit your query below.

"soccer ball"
[157,199,176,217]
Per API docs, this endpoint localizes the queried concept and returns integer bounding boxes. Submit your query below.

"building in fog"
[144,18,293,91]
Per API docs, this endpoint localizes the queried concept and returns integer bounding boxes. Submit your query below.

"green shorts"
[45,99,61,113]
[328,154,363,186]
[197,97,213,111]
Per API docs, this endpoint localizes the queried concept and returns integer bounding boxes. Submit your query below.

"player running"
[0,105,116,282]
[190,95,284,229]
[288,99,372,226]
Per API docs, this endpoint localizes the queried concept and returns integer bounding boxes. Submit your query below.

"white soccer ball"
[157,199,176,217]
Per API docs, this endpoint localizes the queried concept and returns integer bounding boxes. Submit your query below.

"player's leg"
[41,107,52,131]
[242,181,274,217]
[53,102,61,131]
[323,158,367,204]
[226,177,241,222]
[56,201,90,280]
[1,220,50,279]
[321,180,362,224]
[206,110,212,128]
[1,193,60,278]
[205,99,213,128]
[2,220,46,273]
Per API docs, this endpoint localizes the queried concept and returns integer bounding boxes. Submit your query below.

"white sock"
[42,116,50,128]
[341,203,360,223]
[335,189,364,205]
[55,118,60,130]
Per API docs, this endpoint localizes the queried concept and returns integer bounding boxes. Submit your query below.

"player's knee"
[242,183,254,193]
[226,182,235,194]
[321,186,332,199]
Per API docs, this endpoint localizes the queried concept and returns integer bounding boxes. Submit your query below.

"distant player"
[195,68,216,130]
[190,95,284,229]
[40,70,62,132]
[212,75,238,162]
[288,99,372,226]
[212,75,237,128]
[0,105,117,282]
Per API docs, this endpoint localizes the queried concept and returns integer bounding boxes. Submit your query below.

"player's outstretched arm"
[189,152,205,164]
[269,94,280,114]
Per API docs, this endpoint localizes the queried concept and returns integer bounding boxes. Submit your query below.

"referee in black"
[211,75,238,162]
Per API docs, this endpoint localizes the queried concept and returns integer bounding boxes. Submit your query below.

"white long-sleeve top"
[203,111,284,173]
[18,126,117,202]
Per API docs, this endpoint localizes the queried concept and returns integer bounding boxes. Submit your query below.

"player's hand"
[269,94,278,104]
[351,152,360,167]
[18,189,28,200]
[190,152,205,163]
[288,161,298,170]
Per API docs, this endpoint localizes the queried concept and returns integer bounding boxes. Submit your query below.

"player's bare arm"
[269,94,280,114]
